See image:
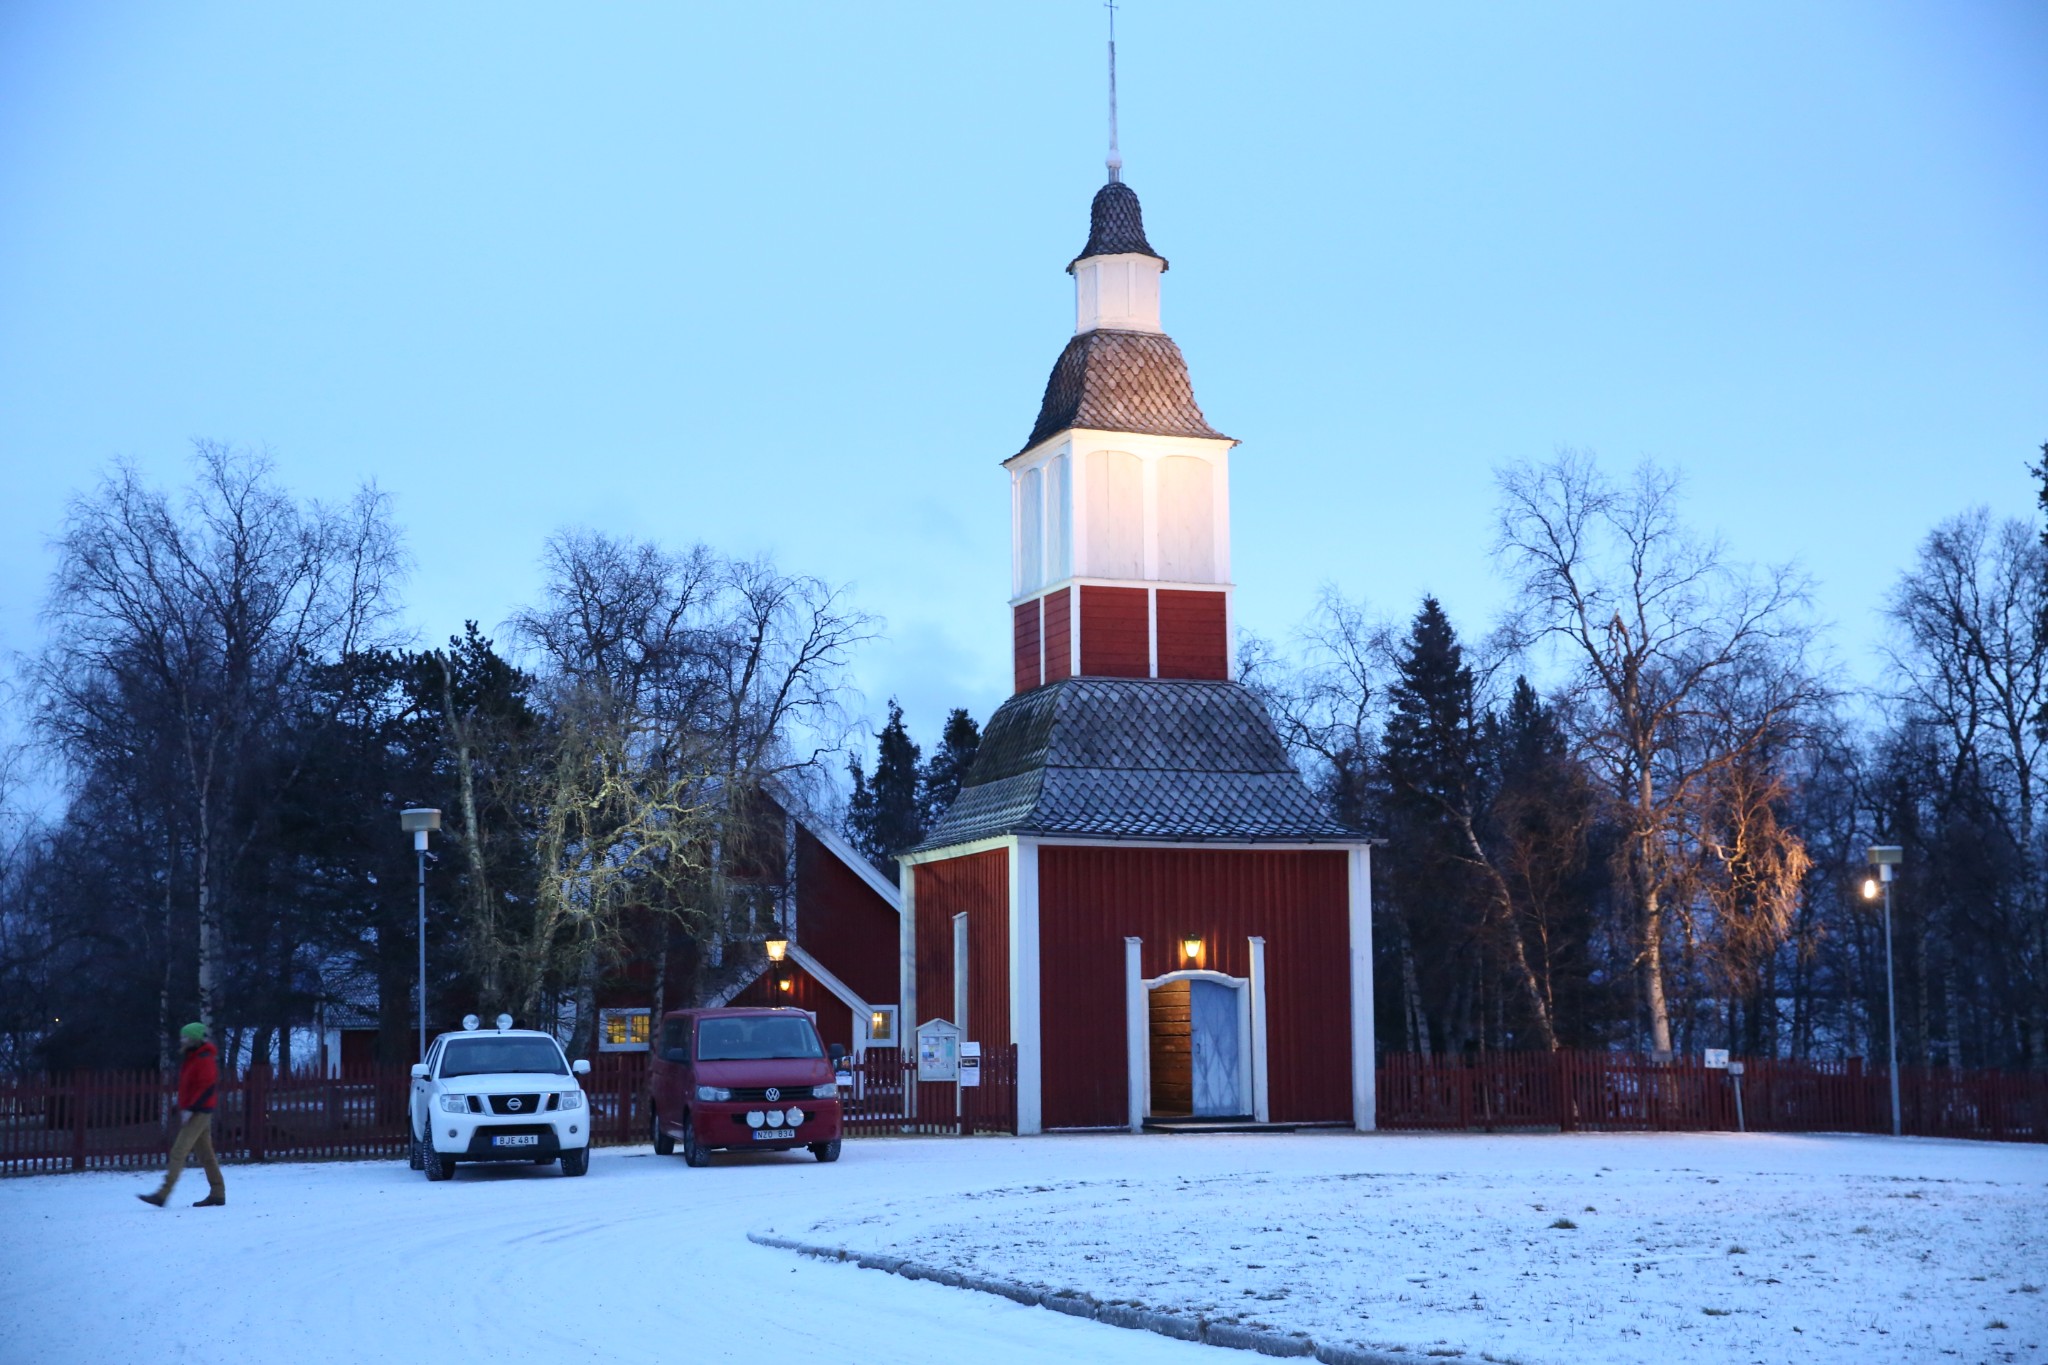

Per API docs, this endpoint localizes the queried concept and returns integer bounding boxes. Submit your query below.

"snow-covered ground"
[1,1132,2042,1365]
[791,1133,2048,1364]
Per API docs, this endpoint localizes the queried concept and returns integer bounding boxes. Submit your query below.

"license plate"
[492,1134,540,1147]
[752,1129,795,1141]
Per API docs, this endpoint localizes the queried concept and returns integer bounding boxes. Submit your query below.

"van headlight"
[437,1094,470,1114]
[557,1090,584,1111]
[696,1085,731,1102]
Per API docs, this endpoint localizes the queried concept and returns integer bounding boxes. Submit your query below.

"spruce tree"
[919,707,982,827]
[1383,597,1478,809]
[844,699,923,874]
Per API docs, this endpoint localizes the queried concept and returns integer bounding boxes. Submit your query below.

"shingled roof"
[1022,329,1229,453]
[1068,181,1166,271]
[913,677,1356,851]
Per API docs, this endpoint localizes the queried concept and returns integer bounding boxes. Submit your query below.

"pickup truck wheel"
[680,1119,708,1168]
[809,1139,841,1164]
[650,1105,674,1156]
[559,1146,590,1177]
[422,1144,454,1182]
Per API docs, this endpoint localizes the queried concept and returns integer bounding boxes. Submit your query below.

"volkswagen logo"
[506,1097,523,1111]
[764,1087,780,1102]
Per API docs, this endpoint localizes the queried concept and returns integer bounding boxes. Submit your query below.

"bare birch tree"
[1495,451,1823,1054]
[35,442,403,1033]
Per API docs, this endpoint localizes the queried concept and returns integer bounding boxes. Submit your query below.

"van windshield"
[440,1037,568,1078]
[697,1016,823,1062]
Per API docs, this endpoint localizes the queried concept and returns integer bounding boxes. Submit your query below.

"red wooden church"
[903,171,1378,1134]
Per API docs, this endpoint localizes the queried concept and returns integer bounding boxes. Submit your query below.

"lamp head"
[1861,876,1881,901]
[765,937,789,964]
[1181,934,1203,963]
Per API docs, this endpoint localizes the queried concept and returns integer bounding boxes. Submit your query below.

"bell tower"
[1004,178,1238,694]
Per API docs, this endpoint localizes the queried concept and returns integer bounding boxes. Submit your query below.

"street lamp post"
[1864,845,1905,1137]
[400,808,442,1061]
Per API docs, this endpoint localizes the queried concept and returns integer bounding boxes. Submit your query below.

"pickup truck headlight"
[557,1090,585,1111]
[437,1094,471,1114]
[695,1085,732,1102]
[810,1083,838,1099]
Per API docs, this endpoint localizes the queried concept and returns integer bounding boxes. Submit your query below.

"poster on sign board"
[959,1039,981,1087]
[916,1019,961,1082]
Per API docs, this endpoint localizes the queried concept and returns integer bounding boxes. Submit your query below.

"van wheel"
[560,1146,589,1177]
[810,1139,841,1163]
[423,1145,454,1182]
[651,1106,674,1156]
[680,1119,708,1168]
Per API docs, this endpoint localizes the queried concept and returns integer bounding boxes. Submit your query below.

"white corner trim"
[952,912,970,1039]
[787,943,871,1021]
[1012,838,1042,1136]
[1348,848,1376,1131]
[1124,936,1146,1134]
[899,867,917,1040]
[1249,936,1271,1124]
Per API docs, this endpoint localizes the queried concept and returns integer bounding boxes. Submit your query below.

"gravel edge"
[746,1230,1412,1365]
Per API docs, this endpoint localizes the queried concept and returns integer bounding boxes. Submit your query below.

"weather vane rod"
[1106,0,1122,182]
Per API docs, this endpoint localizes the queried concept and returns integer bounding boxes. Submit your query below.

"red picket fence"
[2,1045,1022,1177]
[0,1065,414,1176]
[1377,1051,2048,1142]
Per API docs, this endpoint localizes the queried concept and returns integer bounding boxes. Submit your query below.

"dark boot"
[137,1192,167,1207]
[192,1192,226,1208]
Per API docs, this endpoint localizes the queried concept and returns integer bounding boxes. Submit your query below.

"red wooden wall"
[1156,589,1227,680]
[1013,600,1041,693]
[729,965,855,1054]
[1080,586,1150,677]
[1036,846,1352,1129]
[793,827,898,1006]
[1043,587,1072,683]
[912,849,1012,1051]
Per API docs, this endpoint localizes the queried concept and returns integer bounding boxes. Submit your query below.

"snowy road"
[2,1131,2043,1365]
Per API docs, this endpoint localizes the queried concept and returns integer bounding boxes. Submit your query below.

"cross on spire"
[1105,0,1122,182]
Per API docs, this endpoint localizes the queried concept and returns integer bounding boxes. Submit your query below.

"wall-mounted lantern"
[1181,933,1204,964]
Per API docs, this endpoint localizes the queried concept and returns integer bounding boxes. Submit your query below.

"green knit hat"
[179,1022,207,1044]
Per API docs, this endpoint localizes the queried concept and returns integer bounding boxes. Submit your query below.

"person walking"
[138,1023,226,1209]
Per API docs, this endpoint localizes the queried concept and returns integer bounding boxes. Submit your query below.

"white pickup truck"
[409,1017,593,1180]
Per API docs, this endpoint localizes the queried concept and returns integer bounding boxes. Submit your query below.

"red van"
[648,1007,843,1165]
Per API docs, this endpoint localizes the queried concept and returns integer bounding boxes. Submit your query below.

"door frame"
[1124,937,1270,1131]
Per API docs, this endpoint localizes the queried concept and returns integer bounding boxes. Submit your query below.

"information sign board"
[916,1019,961,1083]
[1703,1048,1730,1070]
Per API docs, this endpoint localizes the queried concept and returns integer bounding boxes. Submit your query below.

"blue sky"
[3,2,2043,761]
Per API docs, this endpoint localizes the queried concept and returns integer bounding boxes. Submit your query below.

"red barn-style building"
[903,174,1378,1134]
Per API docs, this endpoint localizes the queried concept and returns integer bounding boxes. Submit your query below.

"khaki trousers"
[154,1111,225,1200]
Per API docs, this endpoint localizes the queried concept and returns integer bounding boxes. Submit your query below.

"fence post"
[70,1073,87,1172]
[248,1063,269,1163]
[1555,1052,1574,1133]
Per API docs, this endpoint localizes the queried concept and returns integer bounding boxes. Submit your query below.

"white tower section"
[1074,254,1163,334]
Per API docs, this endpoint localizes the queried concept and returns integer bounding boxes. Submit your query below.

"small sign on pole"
[1703,1048,1730,1070]
[959,1040,982,1088]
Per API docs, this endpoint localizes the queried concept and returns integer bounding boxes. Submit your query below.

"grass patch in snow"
[1548,1217,1577,1230]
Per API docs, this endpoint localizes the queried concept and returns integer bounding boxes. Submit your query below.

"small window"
[598,1007,651,1053]
[867,1005,899,1046]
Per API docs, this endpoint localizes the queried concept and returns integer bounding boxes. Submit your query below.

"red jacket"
[177,1041,219,1113]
